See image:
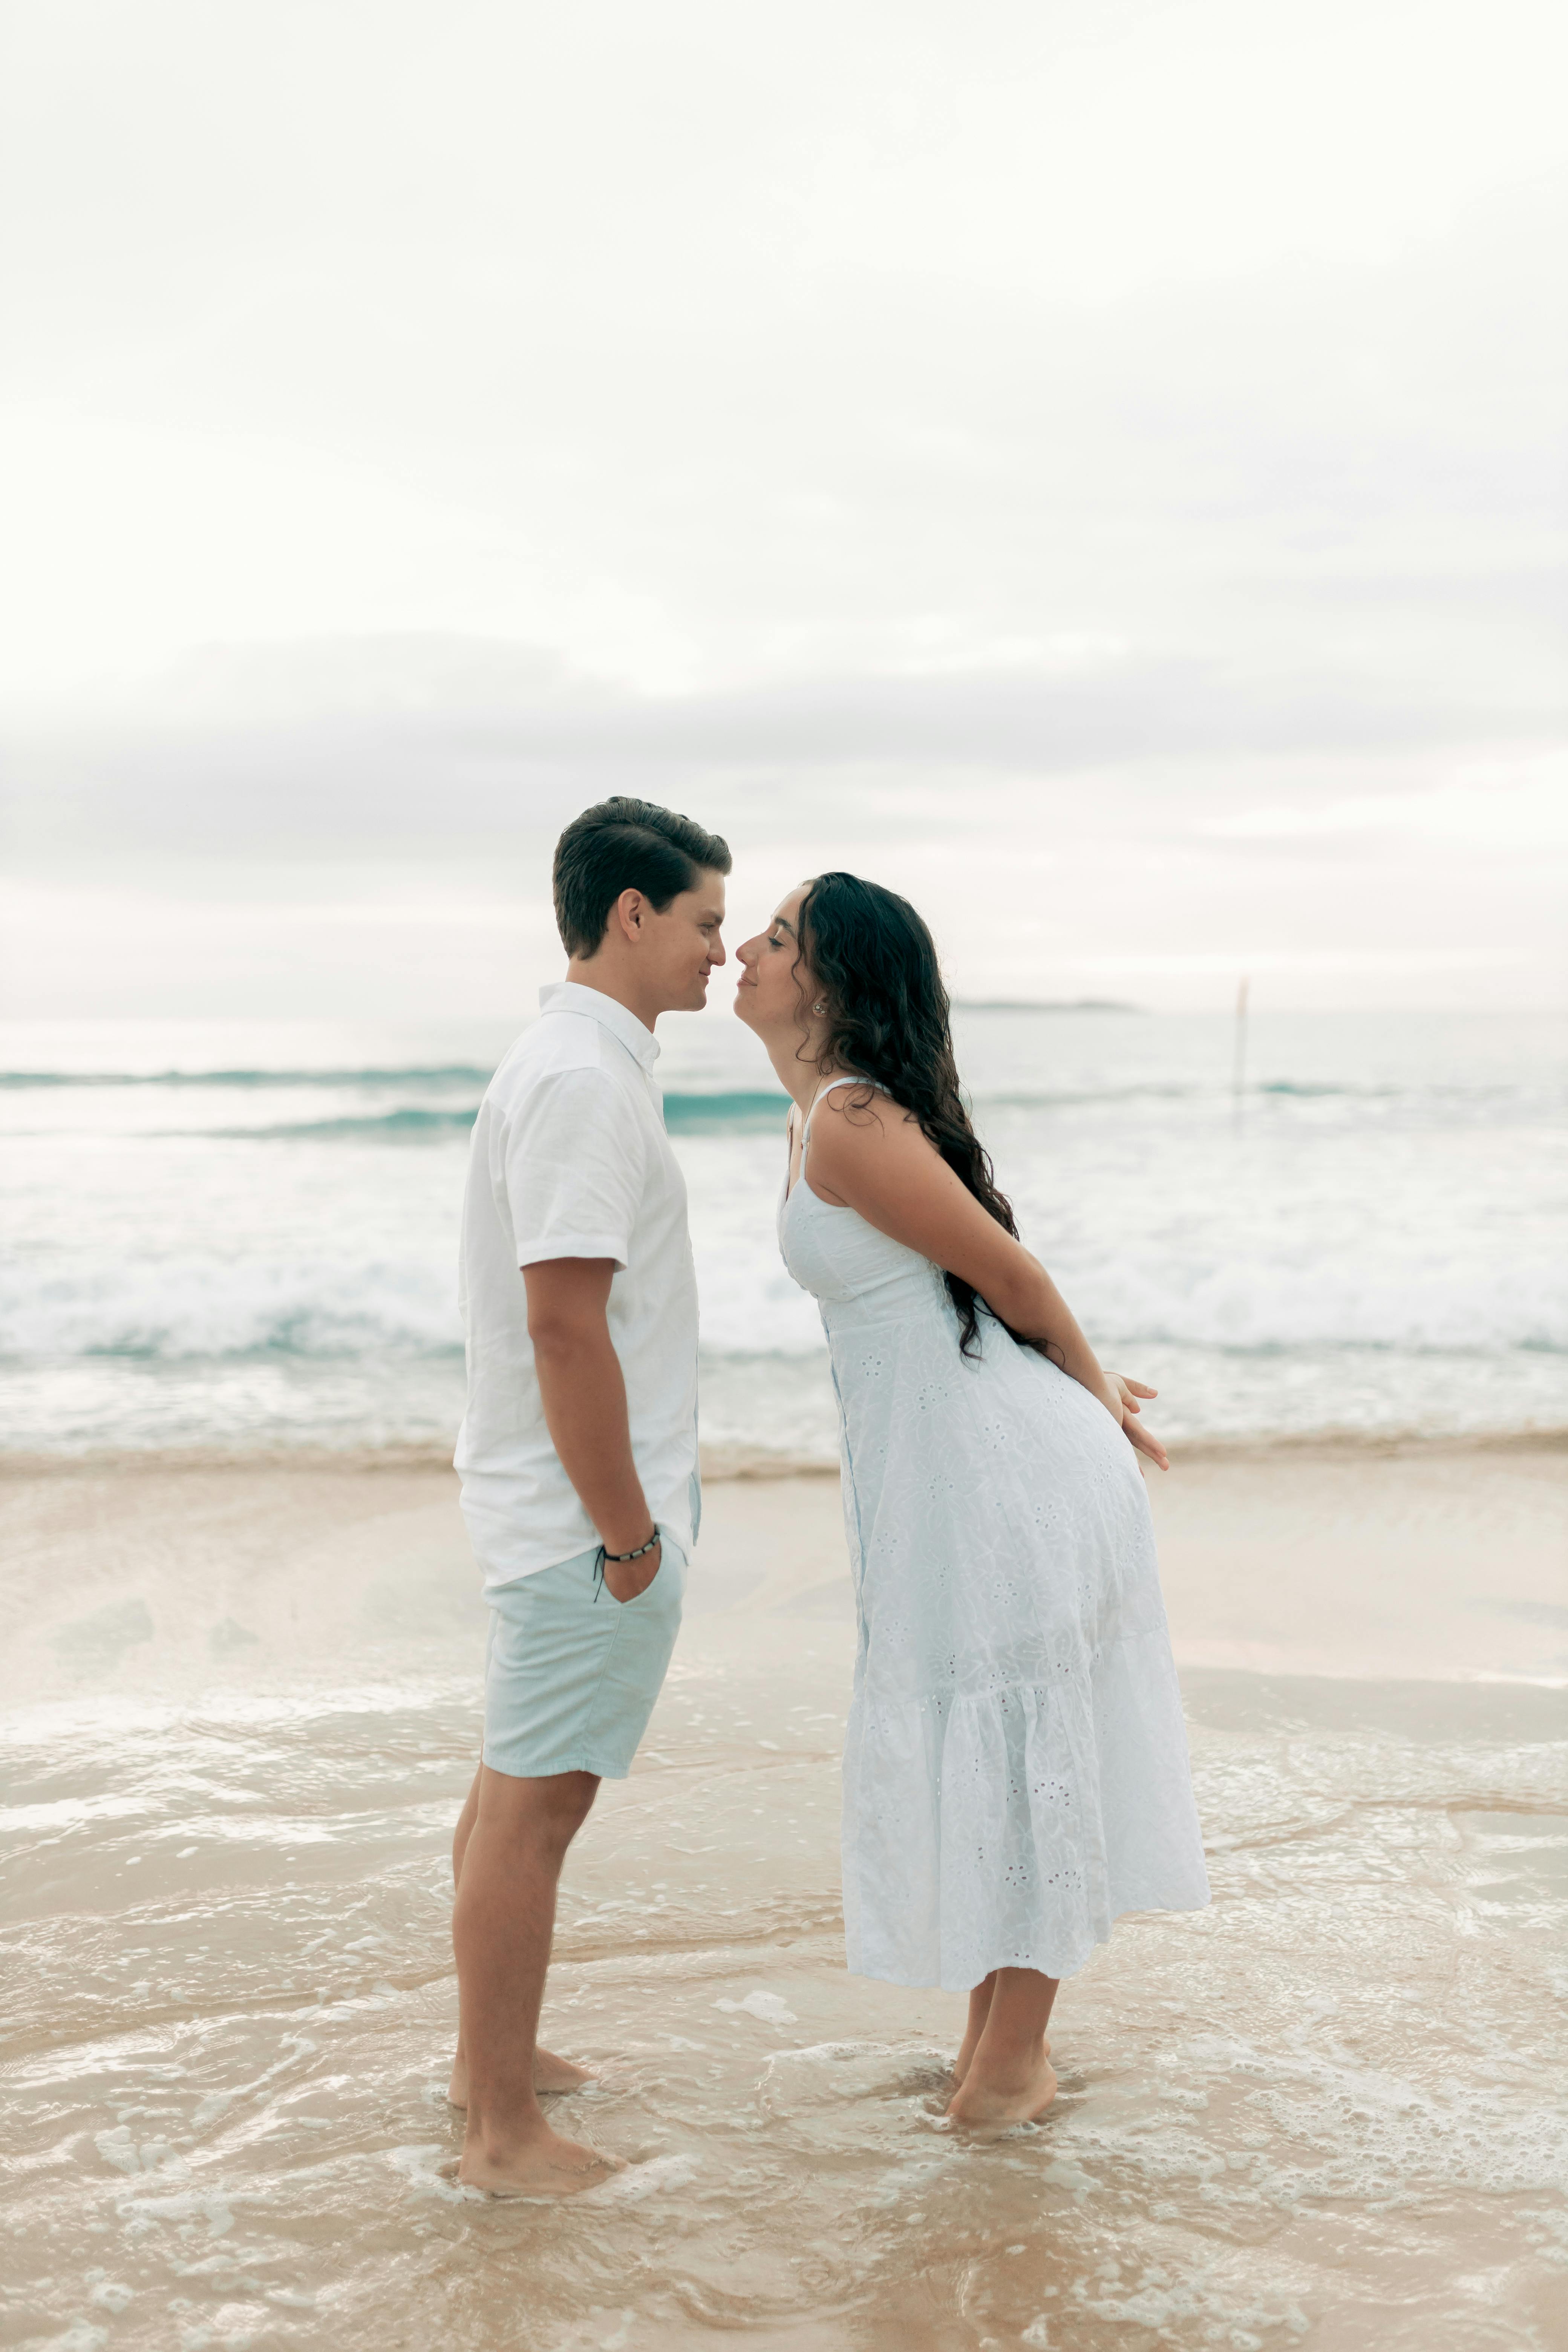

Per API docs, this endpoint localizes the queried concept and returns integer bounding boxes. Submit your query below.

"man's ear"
[612,888,646,944]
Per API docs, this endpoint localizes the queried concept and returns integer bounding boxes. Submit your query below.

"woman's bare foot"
[447,2044,593,2108]
[946,2051,1057,2126]
[448,2120,622,2197]
[951,2032,1047,2090]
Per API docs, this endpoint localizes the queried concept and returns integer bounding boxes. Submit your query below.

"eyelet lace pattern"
[781,1105,1210,1992]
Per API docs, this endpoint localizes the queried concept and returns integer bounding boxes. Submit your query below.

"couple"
[446,795,1210,2196]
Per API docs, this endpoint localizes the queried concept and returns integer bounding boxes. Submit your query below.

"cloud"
[0,0,1562,1012]
[1205,763,1568,849]
[6,633,1561,868]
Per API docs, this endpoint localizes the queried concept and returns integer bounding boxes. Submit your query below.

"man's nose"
[709,935,728,965]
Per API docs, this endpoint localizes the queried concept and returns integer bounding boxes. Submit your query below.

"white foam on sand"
[3,1455,1566,2348]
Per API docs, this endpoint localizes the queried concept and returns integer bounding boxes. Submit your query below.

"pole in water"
[1232,976,1250,1110]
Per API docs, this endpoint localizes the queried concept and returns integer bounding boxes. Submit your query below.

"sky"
[1,0,1563,1019]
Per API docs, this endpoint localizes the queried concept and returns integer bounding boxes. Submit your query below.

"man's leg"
[452,1763,614,2194]
[447,1765,592,2106]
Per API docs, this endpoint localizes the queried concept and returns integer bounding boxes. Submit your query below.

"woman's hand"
[1110,1374,1168,1472]
[1112,1374,1156,1418]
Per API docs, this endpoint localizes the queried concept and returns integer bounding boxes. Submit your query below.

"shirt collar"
[538,980,661,1070]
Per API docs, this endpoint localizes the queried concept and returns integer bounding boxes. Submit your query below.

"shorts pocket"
[580,1533,684,1768]
[608,1526,685,1610]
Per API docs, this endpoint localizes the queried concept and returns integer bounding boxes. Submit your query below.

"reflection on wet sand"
[2,1449,1565,2350]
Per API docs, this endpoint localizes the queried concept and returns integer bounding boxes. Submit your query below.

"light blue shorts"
[481,1527,687,1781]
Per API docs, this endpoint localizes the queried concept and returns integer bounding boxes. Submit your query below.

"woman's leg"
[952,1969,1053,2086]
[946,1966,1058,2124]
[952,1972,996,2085]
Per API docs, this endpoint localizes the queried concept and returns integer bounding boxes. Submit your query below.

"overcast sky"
[2,0,1563,1018]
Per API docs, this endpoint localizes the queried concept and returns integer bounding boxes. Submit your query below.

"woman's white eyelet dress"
[780,1079,1210,1992]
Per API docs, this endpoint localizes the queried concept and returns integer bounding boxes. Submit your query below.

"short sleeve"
[501,1067,647,1272]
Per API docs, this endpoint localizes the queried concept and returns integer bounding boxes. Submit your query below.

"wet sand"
[2,1442,1566,2350]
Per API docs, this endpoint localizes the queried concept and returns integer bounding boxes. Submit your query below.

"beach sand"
[2,1442,1565,2349]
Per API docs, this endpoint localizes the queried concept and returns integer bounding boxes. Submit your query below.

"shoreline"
[5,1436,1565,1698]
[4,1413,1565,2344]
[3,1424,1565,1482]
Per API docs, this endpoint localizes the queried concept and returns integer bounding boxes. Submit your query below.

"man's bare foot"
[951,2032,1047,2090]
[447,2044,593,2107]
[946,2052,1057,2126]
[533,2046,594,2093]
[450,2121,622,2198]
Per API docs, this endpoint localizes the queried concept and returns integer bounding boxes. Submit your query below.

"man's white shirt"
[455,980,700,1589]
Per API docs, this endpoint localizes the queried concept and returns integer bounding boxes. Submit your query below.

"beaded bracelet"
[600,1531,660,1562]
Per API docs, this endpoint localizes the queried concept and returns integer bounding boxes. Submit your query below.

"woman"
[733,873,1210,2126]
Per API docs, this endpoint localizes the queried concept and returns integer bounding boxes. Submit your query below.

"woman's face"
[733,884,817,1038]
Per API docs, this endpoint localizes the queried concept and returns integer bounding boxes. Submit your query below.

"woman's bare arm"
[805,1090,1168,1469]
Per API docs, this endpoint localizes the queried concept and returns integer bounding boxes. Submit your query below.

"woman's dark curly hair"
[796,871,1047,1363]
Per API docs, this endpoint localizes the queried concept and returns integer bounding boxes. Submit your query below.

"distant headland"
[951,998,1146,1015]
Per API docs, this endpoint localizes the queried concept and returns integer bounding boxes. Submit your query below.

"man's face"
[643,873,728,1012]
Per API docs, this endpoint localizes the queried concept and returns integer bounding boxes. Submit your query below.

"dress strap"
[801,1073,880,1148]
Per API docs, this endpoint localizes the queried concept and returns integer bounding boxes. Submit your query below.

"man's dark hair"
[553,796,732,959]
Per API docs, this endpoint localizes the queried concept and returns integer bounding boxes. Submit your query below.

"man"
[446,795,730,2195]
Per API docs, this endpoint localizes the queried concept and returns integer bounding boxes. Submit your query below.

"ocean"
[4,1005,1566,2349]
[3,1004,1564,1462]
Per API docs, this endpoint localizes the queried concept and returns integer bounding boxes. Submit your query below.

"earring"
[813,1000,827,1015]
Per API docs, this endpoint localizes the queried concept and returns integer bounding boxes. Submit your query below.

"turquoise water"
[2,1007,1563,1458]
